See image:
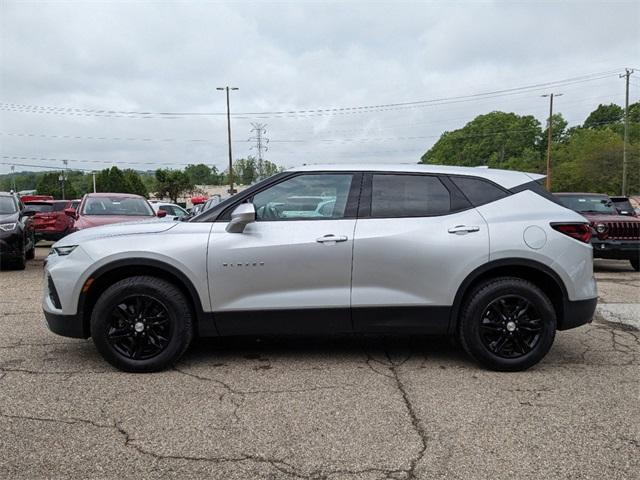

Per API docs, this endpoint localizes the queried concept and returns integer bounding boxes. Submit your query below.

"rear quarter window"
[450,176,510,207]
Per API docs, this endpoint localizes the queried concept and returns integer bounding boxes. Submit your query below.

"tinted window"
[510,180,563,206]
[451,176,508,206]
[371,174,451,217]
[51,202,67,212]
[253,174,353,221]
[24,203,53,213]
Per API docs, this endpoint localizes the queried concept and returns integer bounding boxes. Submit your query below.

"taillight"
[551,223,592,243]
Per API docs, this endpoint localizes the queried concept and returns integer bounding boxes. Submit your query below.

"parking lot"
[1,245,638,480]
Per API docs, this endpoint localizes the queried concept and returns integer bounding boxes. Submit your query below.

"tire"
[25,233,35,260]
[630,258,639,272]
[458,277,556,372]
[91,276,194,372]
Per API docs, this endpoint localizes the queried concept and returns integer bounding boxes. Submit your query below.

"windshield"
[0,196,17,214]
[82,196,154,216]
[557,195,617,214]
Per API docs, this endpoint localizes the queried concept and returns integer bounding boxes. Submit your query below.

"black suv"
[0,192,36,270]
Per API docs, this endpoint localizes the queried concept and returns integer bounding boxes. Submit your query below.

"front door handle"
[316,234,348,244]
[448,225,480,235]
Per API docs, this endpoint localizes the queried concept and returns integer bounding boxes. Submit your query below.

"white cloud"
[0,0,638,174]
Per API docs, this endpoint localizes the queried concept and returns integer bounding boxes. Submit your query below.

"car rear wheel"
[630,258,639,272]
[91,276,193,372]
[458,277,556,372]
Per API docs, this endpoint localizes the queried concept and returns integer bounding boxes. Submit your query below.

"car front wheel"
[91,276,193,372]
[458,277,556,372]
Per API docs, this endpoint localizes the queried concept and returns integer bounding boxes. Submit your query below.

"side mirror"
[156,210,167,218]
[64,208,77,218]
[226,203,256,233]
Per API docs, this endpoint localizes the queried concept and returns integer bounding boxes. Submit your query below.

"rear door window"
[371,174,451,217]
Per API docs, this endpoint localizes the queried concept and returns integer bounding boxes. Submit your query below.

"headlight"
[0,222,17,232]
[595,223,608,234]
[53,245,78,256]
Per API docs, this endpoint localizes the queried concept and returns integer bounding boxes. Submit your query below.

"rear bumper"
[559,297,598,331]
[43,310,88,339]
[592,239,640,260]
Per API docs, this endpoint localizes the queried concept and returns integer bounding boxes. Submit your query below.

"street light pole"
[216,86,239,195]
[541,93,563,190]
[620,68,634,196]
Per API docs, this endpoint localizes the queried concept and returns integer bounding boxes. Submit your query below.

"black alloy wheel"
[458,277,556,371]
[106,295,173,360]
[91,276,193,372]
[479,295,542,359]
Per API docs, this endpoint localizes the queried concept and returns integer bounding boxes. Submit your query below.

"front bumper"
[591,239,640,260]
[43,310,88,338]
[0,231,23,261]
[558,297,598,330]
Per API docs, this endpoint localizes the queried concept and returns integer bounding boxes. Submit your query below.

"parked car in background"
[149,201,188,219]
[44,165,597,373]
[19,194,54,203]
[609,196,637,217]
[73,193,165,231]
[0,192,36,269]
[556,192,640,271]
[23,200,76,241]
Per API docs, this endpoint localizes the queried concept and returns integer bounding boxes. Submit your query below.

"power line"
[0,70,623,120]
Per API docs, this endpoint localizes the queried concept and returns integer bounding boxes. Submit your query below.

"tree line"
[420,102,640,194]
[0,157,282,202]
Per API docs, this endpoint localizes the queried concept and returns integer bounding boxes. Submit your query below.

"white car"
[43,164,597,372]
[149,201,188,220]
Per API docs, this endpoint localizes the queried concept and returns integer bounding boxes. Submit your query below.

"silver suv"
[43,164,597,372]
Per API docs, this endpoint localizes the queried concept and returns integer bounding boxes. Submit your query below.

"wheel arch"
[449,258,569,334]
[78,258,215,338]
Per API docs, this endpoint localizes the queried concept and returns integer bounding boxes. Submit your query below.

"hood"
[55,219,178,247]
[0,212,19,224]
[580,212,640,224]
[75,214,157,229]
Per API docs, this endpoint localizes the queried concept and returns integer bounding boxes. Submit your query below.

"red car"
[73,193,165,231]
[556,192,640,271]
[23,200,76,241]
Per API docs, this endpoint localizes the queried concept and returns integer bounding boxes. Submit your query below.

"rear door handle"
[448,225,480,235]
[316,234,348,244]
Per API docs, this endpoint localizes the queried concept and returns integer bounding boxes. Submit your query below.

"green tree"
[154,169,194,203]
[552,128,640,194]
[36,172,79,199]
[420,111,543,169]
[123,169,149,197]
[184,163,224,185]
[583,103,624,129]
[96,167,129,192]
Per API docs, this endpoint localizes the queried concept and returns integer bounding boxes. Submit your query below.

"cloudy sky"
[0,0,638,175]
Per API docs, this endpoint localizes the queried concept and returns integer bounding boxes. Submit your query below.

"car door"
[208,172,361,335]
[351,173,489,334]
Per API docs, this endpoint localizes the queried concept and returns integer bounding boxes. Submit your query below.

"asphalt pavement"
[0,247,638,479]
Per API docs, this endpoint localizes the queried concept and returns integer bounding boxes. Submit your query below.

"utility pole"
[541,93,563,190]
[61,159,68,200]
[10,165,16,192]
[216,86,239,195]
[92,171,97,193]
[620,68,635,196]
